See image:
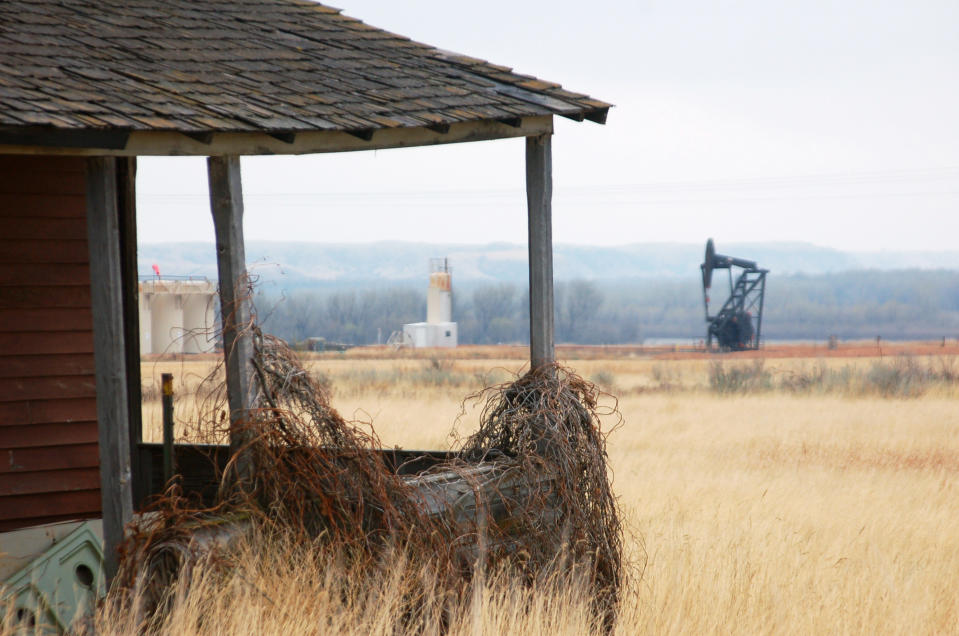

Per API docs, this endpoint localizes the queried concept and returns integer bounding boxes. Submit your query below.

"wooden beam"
[346,128,375,141]
[267,131,297,144]
[525,134,555,369]
[207,155,254,474]
[84,156,133,584]
[584,108,609,125]
[0,116,555,157]
[182,131,214,145]
[1,126,130,150]
[115,157,144,506]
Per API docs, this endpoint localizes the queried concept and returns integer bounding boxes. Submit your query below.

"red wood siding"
[0,155,100,532]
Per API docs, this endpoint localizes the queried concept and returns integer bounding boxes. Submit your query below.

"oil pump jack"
[701,239,768,351]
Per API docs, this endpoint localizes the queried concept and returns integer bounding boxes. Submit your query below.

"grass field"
[124,345,959,634]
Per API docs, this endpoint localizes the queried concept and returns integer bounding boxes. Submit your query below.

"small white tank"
[404,258,457,348]
[427,269,452,324]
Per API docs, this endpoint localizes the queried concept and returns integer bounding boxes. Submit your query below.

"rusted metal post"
[526,134,555,369]
[161,373,174,484]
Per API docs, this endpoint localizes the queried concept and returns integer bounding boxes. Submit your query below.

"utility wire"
[139,167,959,203]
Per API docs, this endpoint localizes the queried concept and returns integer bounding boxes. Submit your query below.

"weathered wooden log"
[133,459,558,608]
[405,462,556,527]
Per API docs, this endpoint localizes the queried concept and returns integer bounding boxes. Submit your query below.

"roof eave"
[0,116,555,157]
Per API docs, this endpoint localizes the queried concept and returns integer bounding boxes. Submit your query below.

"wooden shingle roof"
[0,0,609,144]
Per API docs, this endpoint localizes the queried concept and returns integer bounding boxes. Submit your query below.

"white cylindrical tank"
[139,279,217,354]
[426,270,452,324]
[403,258,457,348]
[138,291,152,354]
[150,292,183,354]
[181,292,215,353]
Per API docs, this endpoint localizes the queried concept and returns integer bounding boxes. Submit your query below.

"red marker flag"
[152,264,161,278]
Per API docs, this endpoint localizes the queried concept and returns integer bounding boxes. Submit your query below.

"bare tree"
[556,279,603,343]
[472,283,518,343]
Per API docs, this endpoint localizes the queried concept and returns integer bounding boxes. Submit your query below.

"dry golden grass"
[127,348,959,634]
[93,543,607,636]
[615,393,959,634]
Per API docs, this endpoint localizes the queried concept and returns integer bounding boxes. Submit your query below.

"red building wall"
[0,155,100,531]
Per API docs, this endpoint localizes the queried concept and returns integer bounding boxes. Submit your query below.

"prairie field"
[126,345,959,635]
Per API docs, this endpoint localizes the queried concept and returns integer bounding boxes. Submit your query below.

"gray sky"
[136,0,959,252]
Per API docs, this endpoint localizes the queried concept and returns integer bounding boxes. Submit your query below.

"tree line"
[259,270,959,345]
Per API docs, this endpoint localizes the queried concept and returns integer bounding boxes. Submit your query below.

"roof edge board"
[584,109,609,125]
[0,126,131,150]
[267,132,297,144]
[0,116,554,157]
[183,131,214,145]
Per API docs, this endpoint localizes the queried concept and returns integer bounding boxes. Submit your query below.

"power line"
[137,166,959,206]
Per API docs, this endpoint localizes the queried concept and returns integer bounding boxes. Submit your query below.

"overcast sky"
[136,0,959,252]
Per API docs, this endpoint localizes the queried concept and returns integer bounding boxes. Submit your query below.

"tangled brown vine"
[116,324,625,629]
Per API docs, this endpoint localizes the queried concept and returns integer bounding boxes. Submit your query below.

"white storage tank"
[181,289,216,354]
[139,279,217,354]
[427,265,452,324]
[402,258,457,348]
[148,287,183,354]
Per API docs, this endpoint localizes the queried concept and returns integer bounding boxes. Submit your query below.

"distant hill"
[138,241,959,287]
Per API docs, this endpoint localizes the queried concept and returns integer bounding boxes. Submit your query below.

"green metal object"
[1,521,105,634]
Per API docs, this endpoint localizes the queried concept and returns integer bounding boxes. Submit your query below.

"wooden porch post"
[526,134,555,369]
[85,156,133,583]
[207,156,254,468]
[115,157,144,506]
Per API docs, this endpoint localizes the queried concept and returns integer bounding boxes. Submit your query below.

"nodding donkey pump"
[701,239,769,351]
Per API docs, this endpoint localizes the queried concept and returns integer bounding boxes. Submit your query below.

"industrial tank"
[402,258,457,348]
[139,279,217,354]
[426,261,452,324]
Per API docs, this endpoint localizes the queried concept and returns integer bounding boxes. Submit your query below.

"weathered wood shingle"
[0,0,609,137]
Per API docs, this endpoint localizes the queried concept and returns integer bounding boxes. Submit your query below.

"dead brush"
[117,329,453,591]
[221,330,449,556]
[114,324,627,630]
[456,364,625,623]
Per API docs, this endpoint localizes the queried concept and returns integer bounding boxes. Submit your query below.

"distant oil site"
[134,243,959,352]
